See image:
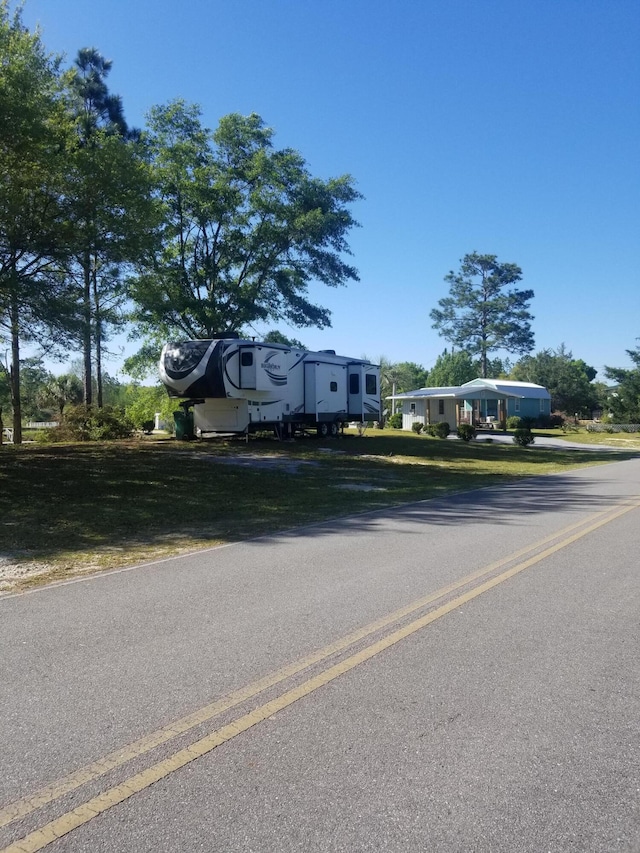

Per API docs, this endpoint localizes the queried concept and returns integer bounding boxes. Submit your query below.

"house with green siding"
[389,379,551,432]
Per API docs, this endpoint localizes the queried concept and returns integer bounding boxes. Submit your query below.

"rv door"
[348,367,364,420]
[239,347,256,389]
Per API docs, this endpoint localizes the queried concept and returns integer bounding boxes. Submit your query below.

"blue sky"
[18,0,640,379]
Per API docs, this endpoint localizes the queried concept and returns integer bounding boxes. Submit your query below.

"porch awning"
[387,388,524,401]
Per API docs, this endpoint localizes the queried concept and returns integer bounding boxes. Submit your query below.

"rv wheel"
[330,421,339,437]
[317,422,329,438]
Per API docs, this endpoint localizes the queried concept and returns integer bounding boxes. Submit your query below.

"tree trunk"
[83,254,93,406]
[9,289,22,444]
[93,263,103,408]
[95,334,103,408]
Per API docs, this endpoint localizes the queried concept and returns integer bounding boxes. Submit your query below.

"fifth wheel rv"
[159,335,381,438]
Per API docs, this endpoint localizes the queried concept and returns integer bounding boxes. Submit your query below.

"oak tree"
[129,101,361,346]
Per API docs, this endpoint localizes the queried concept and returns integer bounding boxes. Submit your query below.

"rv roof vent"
[319,349,336,355]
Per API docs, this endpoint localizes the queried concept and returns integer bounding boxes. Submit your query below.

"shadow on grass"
[0,439,637,565]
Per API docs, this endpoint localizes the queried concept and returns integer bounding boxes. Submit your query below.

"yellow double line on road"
[2,498,639,852]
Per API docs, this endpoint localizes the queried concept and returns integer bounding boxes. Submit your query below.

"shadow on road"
[245,467,639,545]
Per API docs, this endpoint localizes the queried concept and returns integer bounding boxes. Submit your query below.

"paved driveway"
[471,431,637,451]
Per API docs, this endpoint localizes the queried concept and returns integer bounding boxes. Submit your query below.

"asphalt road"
[1,458,639,852]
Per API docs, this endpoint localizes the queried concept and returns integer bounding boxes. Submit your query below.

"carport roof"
[387,378,550,401]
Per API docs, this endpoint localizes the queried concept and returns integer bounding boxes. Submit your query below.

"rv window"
[349,374,359,394]
[330,381,338,392]
[240,351,253,367]
[365,375,377,395]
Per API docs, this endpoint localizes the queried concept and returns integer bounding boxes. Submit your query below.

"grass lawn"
[1,428,637,592]
[541,429,640,449]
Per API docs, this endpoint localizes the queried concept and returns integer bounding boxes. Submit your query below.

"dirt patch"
[204,453,321,474]
[0,555,56,591]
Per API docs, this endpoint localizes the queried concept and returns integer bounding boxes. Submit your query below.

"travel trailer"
[159,335,381,438]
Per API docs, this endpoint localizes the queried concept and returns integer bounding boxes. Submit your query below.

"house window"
[514,399,520,412]
[410,403,416,414]
[438,400,445,416]
[366,374,377,395]
[540,398,547,412]
[330,381,338,392]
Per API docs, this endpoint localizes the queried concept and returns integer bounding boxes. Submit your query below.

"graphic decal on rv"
[262,351,287,386]
[223,348,241,390]
[255,399,283,408]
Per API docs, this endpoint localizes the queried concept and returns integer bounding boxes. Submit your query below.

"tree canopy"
[426,350,476,387]
[262,330,306,349]
[379,359,428,401]
[604,344,640,423]
[511,344,598,416]
[129,101,362,345]
[430,252,534,378]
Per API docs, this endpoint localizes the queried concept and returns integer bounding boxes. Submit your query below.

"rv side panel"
[347,363,381,422]
[304,361,348,421]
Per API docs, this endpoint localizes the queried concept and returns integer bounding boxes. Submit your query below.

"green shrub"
[433,421,450,439]
[507,416,522,429]
[520,416,537,429]
[424,423,449,437]
[141,419,155,434]
[512,427,535,447]
[457,423,476,442]
[386,412,403,429]
[33,429,56,444]
[123,384,177,432]
[411,421,424,434]
[549,413,565,429]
